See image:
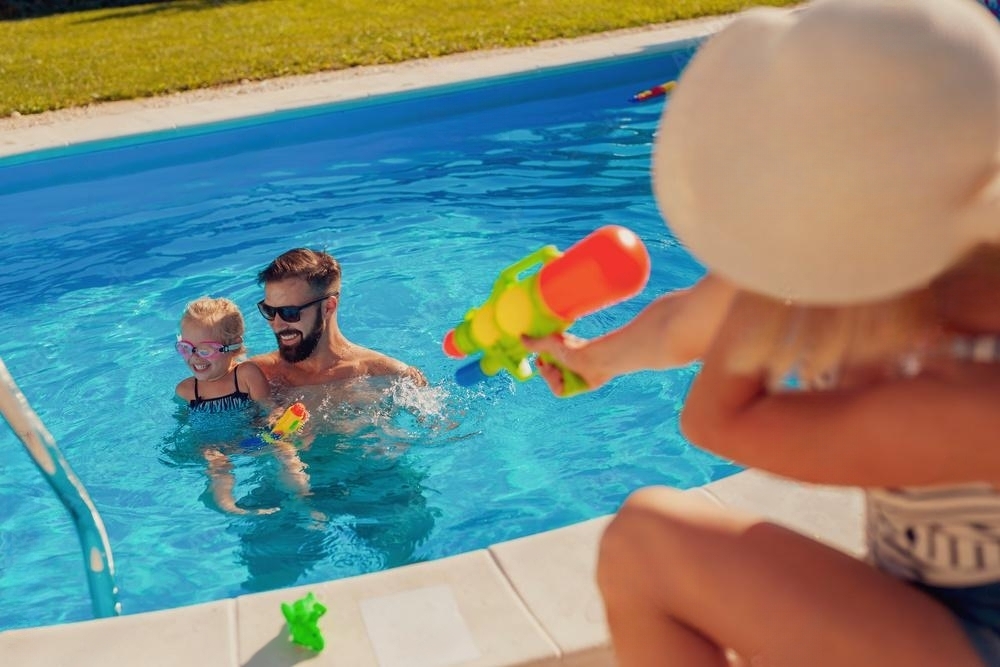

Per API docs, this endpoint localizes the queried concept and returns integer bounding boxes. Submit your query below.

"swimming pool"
[0,38,740,632]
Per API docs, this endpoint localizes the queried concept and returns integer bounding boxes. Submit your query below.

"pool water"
[0,39,740,631]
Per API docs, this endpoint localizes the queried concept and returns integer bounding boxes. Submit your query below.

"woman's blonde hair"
[180,297,246,351]
[724,289,936,389]
[722,243,1000,388]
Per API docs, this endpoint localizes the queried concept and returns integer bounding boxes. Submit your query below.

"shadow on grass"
[1,0,264,22]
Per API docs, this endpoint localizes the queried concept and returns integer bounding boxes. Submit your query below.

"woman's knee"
[606,485,722,540]
[598,487,697,587]
[597,486,748,590]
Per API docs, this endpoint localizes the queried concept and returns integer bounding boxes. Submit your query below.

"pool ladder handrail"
[0,357,121,620]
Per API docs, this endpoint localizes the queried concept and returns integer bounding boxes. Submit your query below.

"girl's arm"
[681,296,1000,488]
[524,274,737,395]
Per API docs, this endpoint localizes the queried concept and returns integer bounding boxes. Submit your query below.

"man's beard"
[277,317,324,363]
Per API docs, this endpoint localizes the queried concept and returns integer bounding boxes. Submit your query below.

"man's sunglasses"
[256,292,339,323]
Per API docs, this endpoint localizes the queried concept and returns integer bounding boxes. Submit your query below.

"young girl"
[175,296,269,412]
[525,0,1000,664]
[175,296,308,515]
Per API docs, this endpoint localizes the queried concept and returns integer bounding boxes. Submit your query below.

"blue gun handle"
[455,360,489,386]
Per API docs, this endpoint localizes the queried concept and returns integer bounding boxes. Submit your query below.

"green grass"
[0,0,799,117]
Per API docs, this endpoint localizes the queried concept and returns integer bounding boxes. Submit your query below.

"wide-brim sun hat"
[654,0,1000,305]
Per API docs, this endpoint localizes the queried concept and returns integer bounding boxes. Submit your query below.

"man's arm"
[366,352,427,386]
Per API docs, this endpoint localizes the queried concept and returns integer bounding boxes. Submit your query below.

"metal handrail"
[0,358,121,619]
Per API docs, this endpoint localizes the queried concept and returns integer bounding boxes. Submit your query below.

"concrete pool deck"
[0,16,864,667]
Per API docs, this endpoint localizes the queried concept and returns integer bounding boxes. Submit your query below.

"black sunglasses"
[257,292,339,322]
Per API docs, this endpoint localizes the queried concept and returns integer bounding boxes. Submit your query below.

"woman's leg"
[597,486,985,667]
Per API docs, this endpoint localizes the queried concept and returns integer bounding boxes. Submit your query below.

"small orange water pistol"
[266,402,309,441]
[443,226,651,396]
[241,402,310,449]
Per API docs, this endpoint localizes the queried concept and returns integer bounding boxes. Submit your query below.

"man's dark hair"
[257,248,341,294]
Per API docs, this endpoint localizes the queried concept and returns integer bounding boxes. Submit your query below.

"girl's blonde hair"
[724,289,936,389]
[180,297,246,351]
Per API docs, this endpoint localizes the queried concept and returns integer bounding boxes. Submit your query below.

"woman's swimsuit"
[868,485,1000,665]
[189,365,254,413]
[865,334,1000,665]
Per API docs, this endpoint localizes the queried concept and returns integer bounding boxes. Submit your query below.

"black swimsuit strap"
[193,365,240,402]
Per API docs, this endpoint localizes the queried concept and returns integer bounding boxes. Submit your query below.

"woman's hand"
[522,332,611,396]
[524,274,738,397]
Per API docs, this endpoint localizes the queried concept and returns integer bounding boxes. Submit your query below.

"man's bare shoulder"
[248,352,284,379]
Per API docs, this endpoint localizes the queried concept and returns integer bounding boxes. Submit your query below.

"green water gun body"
[240,402,309,450]
[443,225,650,395]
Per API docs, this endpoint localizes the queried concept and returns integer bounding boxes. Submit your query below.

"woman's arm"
[524,274,737,394]
[681,296,1000,487]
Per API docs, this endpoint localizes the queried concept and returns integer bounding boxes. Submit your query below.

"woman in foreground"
[526,0,1000,664]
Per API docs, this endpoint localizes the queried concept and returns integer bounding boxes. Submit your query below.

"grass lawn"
[0,0,799,117]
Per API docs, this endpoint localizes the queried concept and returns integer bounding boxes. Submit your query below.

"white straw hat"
[654,0,1000,304]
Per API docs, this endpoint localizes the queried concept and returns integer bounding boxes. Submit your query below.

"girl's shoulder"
[175,376,196,401]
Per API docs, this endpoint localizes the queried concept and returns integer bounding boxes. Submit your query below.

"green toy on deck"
[281,591,327,652]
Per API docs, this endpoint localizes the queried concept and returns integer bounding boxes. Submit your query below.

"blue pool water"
[0,38,739,631]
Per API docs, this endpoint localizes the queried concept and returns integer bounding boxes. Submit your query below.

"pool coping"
[0,15,729,159]
[0,14,867,667]
[0,471,864,667]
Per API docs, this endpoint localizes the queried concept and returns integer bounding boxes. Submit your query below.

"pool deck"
[0,16,864,667]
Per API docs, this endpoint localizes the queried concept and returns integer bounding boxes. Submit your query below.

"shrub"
[1,0,171,20]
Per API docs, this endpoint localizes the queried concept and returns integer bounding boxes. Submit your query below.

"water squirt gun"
[241,402,309,449]
[266,402,309,441]
[630,81,675,103]
[443,225,651,396]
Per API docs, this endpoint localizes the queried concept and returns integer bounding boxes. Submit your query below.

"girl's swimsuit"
[189,365,254,413]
